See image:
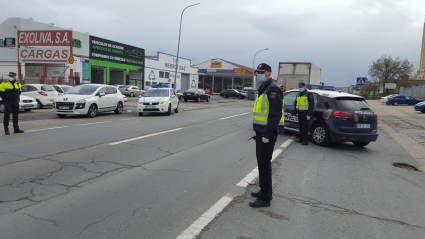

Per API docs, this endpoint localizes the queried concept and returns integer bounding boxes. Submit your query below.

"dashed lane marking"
[109,128,183,145]
[281,139,293,148]
[79,121,112,126]
[219,112,250,120]
[26,126,70,132]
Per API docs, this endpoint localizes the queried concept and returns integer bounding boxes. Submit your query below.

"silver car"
[120,85,145,97]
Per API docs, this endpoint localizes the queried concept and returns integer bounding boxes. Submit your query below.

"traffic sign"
[69,56,74,64]
[357,77,366,86]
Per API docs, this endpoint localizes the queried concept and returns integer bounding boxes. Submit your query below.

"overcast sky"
[3,0,425,86]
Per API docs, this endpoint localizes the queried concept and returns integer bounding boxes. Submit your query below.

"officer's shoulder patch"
[270,92,276,99]
[309,94,313,98]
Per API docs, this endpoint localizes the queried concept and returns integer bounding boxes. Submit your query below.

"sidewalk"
[198,129,425,239]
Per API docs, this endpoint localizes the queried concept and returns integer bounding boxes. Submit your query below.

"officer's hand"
[262,137,269,143]
[306,115,311,120]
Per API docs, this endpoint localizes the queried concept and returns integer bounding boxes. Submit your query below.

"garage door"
[181,74,190,92]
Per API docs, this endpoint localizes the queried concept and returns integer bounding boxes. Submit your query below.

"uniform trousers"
[298,111,309,143]
[3,101,19,130]
[255,131,278,202]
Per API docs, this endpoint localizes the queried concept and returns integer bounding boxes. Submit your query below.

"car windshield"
[66,85,100,95]
[186,88,197,92]
[119,85,127,88]
[143,89,169,97]
[62,87,72,93]
[41,85,55,91]
[336,98,371,110]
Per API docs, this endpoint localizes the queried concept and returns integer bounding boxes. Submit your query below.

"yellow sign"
[210,61,222,69]
[68,56,74,64]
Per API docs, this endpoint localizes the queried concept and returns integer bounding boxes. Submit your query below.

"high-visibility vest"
[253,89,285,126]
[0,80,21,101]
[296,95,309,110]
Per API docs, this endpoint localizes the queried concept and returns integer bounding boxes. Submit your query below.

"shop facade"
[194,58,254,93]
[145,52,198,92]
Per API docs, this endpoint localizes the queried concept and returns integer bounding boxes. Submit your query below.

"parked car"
[53,84,125,118]
[21,84,59,109]
[204,88,212,95]
[414,101,425,113]
[0,95,38,113]
[53,84,73,95]
[386,95,424,106]
[283,89,378,147]
[137,88,179,116]
[220,89,246,99]
[182,88,210,102]
[380,94,399,103]
[120,85,145,97]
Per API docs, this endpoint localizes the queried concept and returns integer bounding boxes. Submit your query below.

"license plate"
[50,99,54,102]
[23,104,32,108]
[187,93,191,95]
[146,105,156,109]
[59,106,70,110]
[356,124,370,128]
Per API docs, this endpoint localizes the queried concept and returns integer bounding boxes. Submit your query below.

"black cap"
[254,63,272,73]
[8,72,17,78]
[299,82,306,87]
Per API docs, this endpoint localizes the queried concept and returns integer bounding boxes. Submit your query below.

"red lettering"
[36,50,43,59]
[52,50,60,59]
[45,50,52,58]
[28,50,35,58]
[20,50,28,58]
[61,50,69,58]
[19,32,25,43]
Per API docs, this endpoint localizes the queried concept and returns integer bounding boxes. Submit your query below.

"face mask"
[299,88,304,92]
[257,74,266,83]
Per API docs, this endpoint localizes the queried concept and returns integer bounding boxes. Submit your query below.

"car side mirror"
[139,95,142,98]
[171,95,176,98]
[99,92,106,97]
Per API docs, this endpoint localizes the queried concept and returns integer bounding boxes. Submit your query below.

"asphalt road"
[0,99,292,239]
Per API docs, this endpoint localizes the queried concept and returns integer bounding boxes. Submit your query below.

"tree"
[368,55,414,81]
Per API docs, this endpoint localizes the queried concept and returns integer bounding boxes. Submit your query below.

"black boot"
[295,138,303,143]
[14,129,24,133]
[4,127,10,135]
[249,198,270,208]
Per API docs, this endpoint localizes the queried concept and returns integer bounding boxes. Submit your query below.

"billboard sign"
[385,83,396,90]
[82,59,90,83]
[233,68,253,75]
[19,47,70,63]
[210,61,222,68]
[89,36,144,67]
[18,30,72,46]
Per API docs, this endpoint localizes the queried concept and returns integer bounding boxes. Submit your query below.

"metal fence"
[400,86,425,97]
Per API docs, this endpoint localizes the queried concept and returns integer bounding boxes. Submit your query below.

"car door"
[283,92,299,131]
[107,86,119,108]
[397,95,406,104]
[96,86,109,110]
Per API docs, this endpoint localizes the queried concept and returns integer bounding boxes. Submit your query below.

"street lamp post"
[348,74,355,92]
[252,48,268,89]
[173,3,200,90]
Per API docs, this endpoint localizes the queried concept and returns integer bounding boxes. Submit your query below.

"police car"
[283,90,378,147]
[137,84,179,116]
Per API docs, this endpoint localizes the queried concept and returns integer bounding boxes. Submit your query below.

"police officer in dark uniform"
[294,82,313,145]
[0,72,24,135]
[250,63,284,208]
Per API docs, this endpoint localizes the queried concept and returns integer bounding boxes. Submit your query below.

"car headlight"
[159,100,167,104]
[77,98,89,103]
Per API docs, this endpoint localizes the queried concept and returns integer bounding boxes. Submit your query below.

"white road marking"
[127,110,132,112]
[219,112,250,120]
[26,126,69,132]
[109,128,183,145]
[236,167,258,187]
[120,118,137,121]
[271,149,283,162]
[280,139,293,148]
[176,194,233,239]
[79,121,112,126]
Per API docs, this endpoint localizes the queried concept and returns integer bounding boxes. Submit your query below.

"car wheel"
[139,112,143,116]
[206,97,210,102]
[353,142,370,147]
[24,109,31,112]
[36,100,43,109]
[184,98,188,102]
[130,92,135,97]
[114,102,123,114]
[57,114,67,118]
[175,103,179,113]
[393,101,399,106]
[87,104,97,118]
[196,97,200,102]
[312,124,330,146]
[238,95,243,99]
[0,103,4,113]
[166,104,171,116]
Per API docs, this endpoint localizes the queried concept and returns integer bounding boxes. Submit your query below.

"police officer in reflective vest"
[0,72,24,135]
[250,63,284,208]
[294,82,313,145]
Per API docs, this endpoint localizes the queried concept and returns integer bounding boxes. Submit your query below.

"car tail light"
[374,113,378,120]
[388,98,391,101]
[37,91,48,96]
[125,89,129,91]
[333,111,353,119]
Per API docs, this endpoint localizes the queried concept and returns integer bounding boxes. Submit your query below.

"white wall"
[145,52,198,90]
[310,63,321,85]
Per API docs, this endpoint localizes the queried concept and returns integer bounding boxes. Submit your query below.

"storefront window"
[91,66,106,84]
[165,72,169,78]
[213,76,223,93]
[198,75,204,89]
[234,77,243,90]
[159,71,164,78]
[204,76,212,91]
[243,76,254,88]
[223,76,232,90]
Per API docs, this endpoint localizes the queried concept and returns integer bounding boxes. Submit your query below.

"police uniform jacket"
[253,79,284,139]
[0,81,22,102]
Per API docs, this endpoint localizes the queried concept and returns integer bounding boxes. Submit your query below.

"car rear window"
[336,98,371,110]
[41,85,55,91]
[187,88,197,92]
